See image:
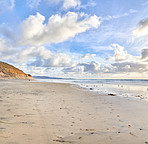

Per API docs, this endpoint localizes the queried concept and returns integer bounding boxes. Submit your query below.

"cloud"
[26,0,41,9]
[129,9,137,14]
[112,62,148,73]
[19,12,45,45]
[12,46,42,64]
[106,45,148,73]
[33,53,71,67]
[79,61,101,73]
[27,0,81,10]
[18,12,101,46]
[46,0,95,10]
[108,44,148,64]
[0,38,17,60]
[2,40,146,77]
[0,0,15,13]
[80,0,96,9]
[63,61,102,74]
[0,24,14,40]
[63,0,81,10]
[63,45,148,76]
[81,53,96,59]
[141,48,148,60]
[133,17,148,36]
[44,54,71,67]
[107,44,133,62]
[12,46,71,67]
[104,9,137,21]
[63,65,83,74]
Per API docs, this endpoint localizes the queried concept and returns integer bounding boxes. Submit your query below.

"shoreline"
[34,78,148,100]
[0,80,148,144]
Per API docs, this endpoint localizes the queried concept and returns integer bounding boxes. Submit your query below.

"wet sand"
[0,80,148,144]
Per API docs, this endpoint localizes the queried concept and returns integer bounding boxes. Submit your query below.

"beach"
[0,80,148,144]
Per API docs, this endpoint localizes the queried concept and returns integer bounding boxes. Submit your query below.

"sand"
[0,80,148,144]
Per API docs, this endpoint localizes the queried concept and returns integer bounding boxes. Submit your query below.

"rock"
[108,93,116,96]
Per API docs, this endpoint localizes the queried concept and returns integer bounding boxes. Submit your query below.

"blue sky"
[0,0,148,78]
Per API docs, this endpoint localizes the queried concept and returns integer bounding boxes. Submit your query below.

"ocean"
[34,76,148,100]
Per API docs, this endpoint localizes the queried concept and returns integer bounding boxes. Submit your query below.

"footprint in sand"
[14,115,22,117]
[0,127,6,130]
[85,129,95,132]
[129,132,137,137]
[53,139,65,142]
[119,119,123,122]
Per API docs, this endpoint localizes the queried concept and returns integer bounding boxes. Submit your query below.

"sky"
[0,0,148,79]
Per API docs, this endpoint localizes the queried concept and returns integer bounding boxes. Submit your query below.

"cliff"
[0,61,33,79]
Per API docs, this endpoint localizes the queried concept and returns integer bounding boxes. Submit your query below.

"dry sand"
[0,80,148,144]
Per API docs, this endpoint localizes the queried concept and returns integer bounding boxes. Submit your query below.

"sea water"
[34,77,148,99]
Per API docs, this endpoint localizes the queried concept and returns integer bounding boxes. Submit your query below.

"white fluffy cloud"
[12,46,71,67]
[42,53,71,67]
[19,12,101,46]
[27,0,81,10]
[81,53,96,59]
[19,12,45,45]
[63,0,80,10]
[107,45,148,73]
[1,39,147,77]
[108,44,148,63]
[133,17,148,36]
[63,45,148,76]
[12,46,43,64]
[108,44,133,62]
[0,38,17,60]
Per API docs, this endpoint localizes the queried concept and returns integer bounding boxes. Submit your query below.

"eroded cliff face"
[0,61,33,79]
